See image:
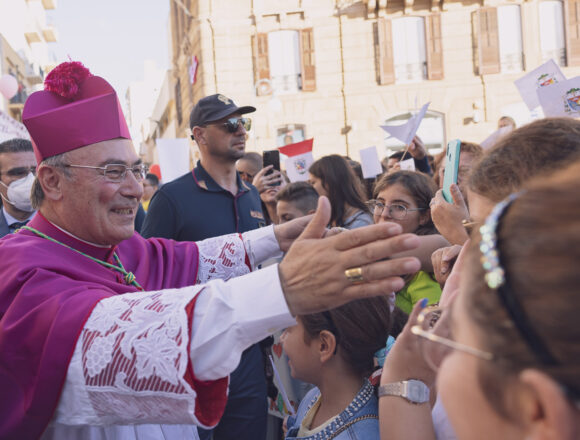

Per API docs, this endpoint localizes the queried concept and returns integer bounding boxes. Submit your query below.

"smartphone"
[442,139,461,203]
[262,150,281,186]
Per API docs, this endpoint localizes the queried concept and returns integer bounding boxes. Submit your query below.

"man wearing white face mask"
[0,138,37,238]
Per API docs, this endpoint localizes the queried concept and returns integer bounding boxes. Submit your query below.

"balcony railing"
[542,48,567,68]
[500,52,523,73]
[394,62,427,83]
[271,73,300,94]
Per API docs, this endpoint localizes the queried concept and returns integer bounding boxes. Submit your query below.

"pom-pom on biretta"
[44,61,92,99]
[22,60,130,162]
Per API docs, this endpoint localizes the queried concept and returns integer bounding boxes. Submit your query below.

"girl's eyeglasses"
[366,200,426,220]
[410,307,494,371]
[411,306,580,408]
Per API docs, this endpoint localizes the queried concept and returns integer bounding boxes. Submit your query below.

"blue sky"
[48,0,170,96]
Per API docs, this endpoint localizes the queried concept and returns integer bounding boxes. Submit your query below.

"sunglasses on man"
[206,117,252,133]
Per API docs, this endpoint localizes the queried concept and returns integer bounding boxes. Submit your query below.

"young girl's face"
[280,319,321,384]
[308,174,327,198]
[374,183,428,234]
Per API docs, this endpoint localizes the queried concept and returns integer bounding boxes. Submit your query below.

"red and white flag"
[279,138,314,182]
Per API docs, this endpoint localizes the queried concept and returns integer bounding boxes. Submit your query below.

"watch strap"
[377,379,429,404]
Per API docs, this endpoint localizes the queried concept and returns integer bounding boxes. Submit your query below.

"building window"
[497,5,523,72]
[392,17,427,83]
[539,1,567,66]
[268,31,301,94]
[376,14,443,85]
[276,124,306,147]
[567,0,580,66]
[473,6,523,75]
[252,29,316,96]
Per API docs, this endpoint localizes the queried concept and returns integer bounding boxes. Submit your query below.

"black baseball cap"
[189,94,256,128]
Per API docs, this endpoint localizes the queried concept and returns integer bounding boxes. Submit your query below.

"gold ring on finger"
[345,267,364,284]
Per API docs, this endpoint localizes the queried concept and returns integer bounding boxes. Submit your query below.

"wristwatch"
[377,379,430,404]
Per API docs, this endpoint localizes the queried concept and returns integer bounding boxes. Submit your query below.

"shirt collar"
[3,206,35,226]
[26,212,116,261]
[192,161,251,195]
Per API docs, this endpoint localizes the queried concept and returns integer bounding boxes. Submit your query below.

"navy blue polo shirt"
[141,161,265,242]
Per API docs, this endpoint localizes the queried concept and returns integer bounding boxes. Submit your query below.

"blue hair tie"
[375,335,396,368]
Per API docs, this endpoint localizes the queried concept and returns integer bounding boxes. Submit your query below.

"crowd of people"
[0,60,579,440]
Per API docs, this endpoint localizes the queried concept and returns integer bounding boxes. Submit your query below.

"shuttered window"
[251,29,316,94]
[539,1,567,66]
[376,18,395,85]
[300,28,316,91]
[252,33,271,96]
[566,0,580,66]
[475,8,500,75]
[426,14,444,80]
[376,15,443,84]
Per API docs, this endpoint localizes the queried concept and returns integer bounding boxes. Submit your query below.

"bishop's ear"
[36,165,65,202]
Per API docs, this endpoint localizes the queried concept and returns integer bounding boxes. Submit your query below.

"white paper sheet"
[480,126,513,150]
[537,76,580,118]
[398,158,416,171]
[359,146,383,178]
[156,138,191,183]
[514,59,566,111]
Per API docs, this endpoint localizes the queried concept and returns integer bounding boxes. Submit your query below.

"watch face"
[408,381,429,403]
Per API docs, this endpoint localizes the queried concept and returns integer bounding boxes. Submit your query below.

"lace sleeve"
[195,233,251,284]
[53,287,227,428]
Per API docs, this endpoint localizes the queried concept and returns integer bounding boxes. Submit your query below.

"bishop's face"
[59,138,143,246]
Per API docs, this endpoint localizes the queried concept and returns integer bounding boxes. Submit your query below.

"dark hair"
[469,118,580,203]
[275,181,319,214]
[373,170,438,235]
[457,141,484,158]
[309,155,369,227]
[0,138,33,155]
[464,161,580,417]
[300,296,391,378]
[145,173,159,186]
[389,151,405,161]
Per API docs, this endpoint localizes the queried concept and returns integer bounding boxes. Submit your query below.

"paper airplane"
[381,102,430,146]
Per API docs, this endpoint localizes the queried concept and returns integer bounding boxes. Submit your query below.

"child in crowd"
[275,182,319,224]
[370,170,441,313]
[308,155,373,229]
[282,296,391,440]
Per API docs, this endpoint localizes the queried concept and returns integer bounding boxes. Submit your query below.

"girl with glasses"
[370,171,442,314]
[379,161,580,440]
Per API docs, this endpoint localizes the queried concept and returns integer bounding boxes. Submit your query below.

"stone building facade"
[168,0,580,159]
[0,0,58,121]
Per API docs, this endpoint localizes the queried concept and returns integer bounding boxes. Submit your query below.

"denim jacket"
[285,380,379,440]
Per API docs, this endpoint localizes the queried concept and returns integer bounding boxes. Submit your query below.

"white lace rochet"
[53,233,251,427]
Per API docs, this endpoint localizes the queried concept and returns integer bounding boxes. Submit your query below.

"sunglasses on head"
[209,117,252,133]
